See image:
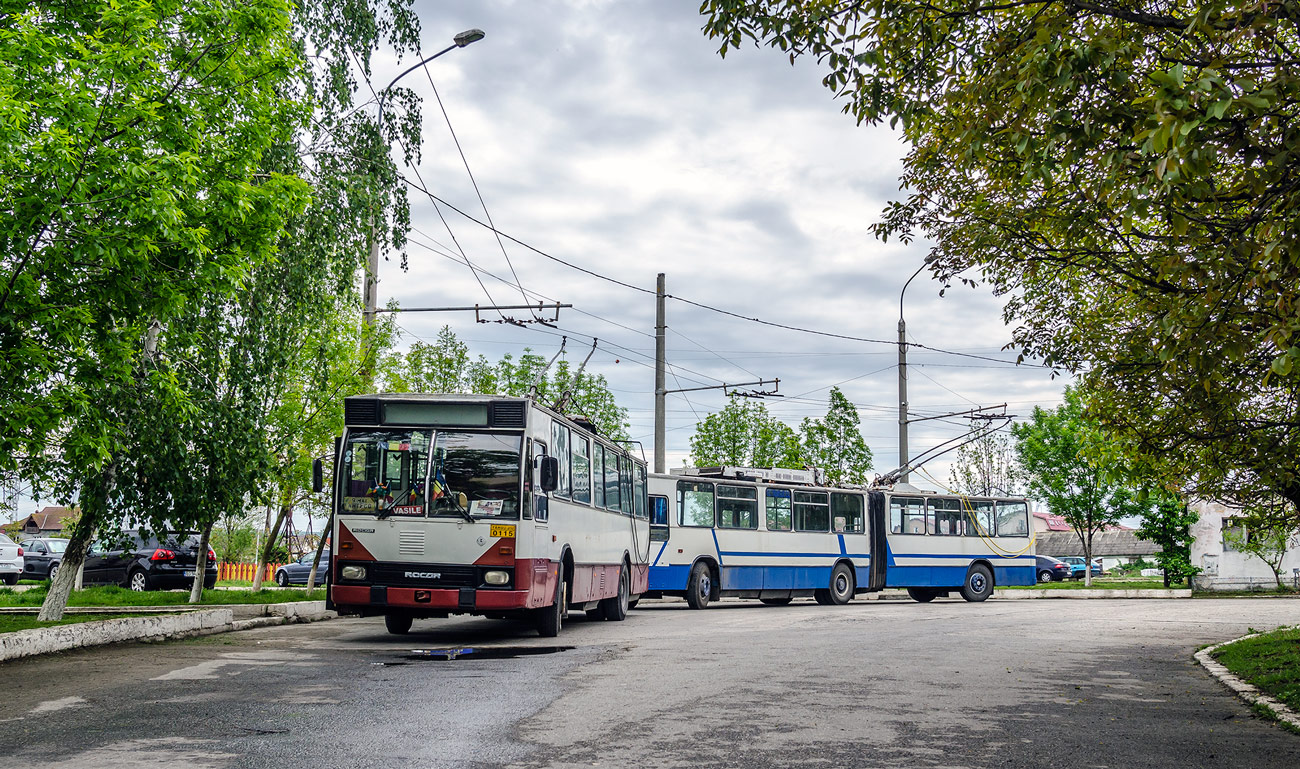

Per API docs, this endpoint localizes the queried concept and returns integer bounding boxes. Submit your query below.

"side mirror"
[312,458,324,493]
[539,455,559,492]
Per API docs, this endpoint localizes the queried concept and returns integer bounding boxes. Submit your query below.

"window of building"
[793,491,829,532]
[550,422,570,499]
[766,488,792,531]
[931,498,965,535]
[717,485,758,529]
[890,496,926,534]
[571,435,591,504]
[995,501,1029,536]
[678,481,715,527]
[831,493,864,533]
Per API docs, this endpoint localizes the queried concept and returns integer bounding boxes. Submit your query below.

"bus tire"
[537,576,566,637]
[829,563,855,605]
[960,564,994,602]
[813,590,833,605]
[384,613,413,635]
[759,597,792,606]
[600,564,629,621]
[686,561,712,610]
[907,587,936,603]
[628,598,640,609]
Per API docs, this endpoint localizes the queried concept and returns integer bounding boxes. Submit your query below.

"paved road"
[0,597,1296,768]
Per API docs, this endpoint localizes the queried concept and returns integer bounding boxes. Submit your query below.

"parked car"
[1060,556,1105,579]
[1035,555,1072,583]
[274,551,330,586]
[0,533,22,585]
[82,531,217,591]
[19,537,69,582]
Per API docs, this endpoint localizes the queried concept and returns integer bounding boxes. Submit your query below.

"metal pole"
[898,263,926,484]
[654,273,666,474]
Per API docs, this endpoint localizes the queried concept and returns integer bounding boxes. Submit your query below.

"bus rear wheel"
[960,564,994,602]
[828,563,855,605]
[600,564,629,621]
[686,562,712,610]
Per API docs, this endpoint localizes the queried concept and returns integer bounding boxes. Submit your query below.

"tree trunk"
[252,500,290,591]
[188,522,214,604]
[1083,528,1093,588]
[304,511,333,594]
[36,519,95,622]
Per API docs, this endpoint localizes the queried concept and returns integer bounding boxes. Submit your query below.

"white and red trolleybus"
[322,393,650,637]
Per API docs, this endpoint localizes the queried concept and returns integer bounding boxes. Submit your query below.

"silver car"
[0,533,23,585]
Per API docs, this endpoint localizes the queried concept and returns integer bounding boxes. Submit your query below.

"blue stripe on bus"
[651,541,668,567]
[838,534,846,555]
[711,529,724,567]
[717,550,871,559]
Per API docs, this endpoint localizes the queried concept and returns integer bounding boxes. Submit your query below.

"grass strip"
[1212,626,1300,714]
[0,613,148,634]
[0,585,319,608]
[1001,580,1175,590]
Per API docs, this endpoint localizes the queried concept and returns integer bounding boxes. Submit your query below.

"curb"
[994,588,1193,599]
[1195,633,1300,731]
[0,601,335,663]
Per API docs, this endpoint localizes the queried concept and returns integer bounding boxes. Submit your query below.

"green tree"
[2,0,313,621]
[383,335,631,440]
[1135,495,1201,587]
[698,1,1300,524]
[1224,500,1300,590]
[1013,387,1150,585]
[948,430,1022,498]
[800,388,872,486]
[689,399,803,468]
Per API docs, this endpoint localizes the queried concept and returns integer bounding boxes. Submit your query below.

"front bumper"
[332,584,531,613]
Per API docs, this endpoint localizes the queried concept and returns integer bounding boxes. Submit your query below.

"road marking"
[29,695,87,714]
[151,650,318,681]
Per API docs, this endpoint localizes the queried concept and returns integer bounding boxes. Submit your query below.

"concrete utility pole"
[898,263,926,483]
[654,273,666,473]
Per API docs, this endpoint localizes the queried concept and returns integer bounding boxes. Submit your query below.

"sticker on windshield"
[470,500,504,516]
[343,497,377,512]
[390,505,423,516]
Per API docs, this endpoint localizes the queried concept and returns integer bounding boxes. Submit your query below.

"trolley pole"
[654,273,667,473]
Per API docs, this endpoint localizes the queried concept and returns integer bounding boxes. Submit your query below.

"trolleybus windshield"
[429,432,522,519]
[341,429,432,516]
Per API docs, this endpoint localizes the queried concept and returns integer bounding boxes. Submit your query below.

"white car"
[0,533,23,586]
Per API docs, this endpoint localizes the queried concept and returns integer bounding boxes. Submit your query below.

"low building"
[15,506,78,537]
[1032,512,1157,570]
[1190,500,1300,591]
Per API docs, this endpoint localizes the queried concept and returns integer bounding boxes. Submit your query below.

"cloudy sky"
[2,1,1071,522]
[375,0,1070,485]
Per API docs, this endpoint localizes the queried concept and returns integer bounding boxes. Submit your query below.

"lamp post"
[362,29,485,367]
[897,261,927,484]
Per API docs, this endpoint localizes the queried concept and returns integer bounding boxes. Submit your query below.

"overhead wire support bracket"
[663,378,780,397]
[375,302,571,325]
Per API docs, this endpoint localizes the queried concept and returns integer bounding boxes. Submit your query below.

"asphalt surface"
[0,597,1296,768]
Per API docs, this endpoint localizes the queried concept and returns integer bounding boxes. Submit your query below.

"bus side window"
[766,488,792,531]
[677,481,715,527]
[650,495,669,526]
[533,440,548,522]
[832,493,863,533]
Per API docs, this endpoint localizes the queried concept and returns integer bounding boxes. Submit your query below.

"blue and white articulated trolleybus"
[644,467,1035,606]
[325,393,650,637]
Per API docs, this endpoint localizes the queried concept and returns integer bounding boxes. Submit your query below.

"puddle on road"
[371,646,575,665]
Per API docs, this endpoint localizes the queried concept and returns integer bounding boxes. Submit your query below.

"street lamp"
[362,29,486,348]
[897,260,929,484]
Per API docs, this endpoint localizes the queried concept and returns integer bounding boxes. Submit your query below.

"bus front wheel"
[960,564,994,602]
[686,562,712,609]
[384,613,412,635]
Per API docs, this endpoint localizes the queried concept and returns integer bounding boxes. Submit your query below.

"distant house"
[1032,512,1159,569]
[1190,500,1300,591]
[15,506,78,537]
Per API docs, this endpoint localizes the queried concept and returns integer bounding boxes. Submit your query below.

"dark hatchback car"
[274,551,330,586]
[1035,555,1072,583]
[83,531,217,591]
[19,537,70,581]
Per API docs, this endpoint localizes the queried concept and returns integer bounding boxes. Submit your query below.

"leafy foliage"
[1135,495,1201,586]
[698,0,1300,522]
[947,430,1022,497]
[799,387,873,485]
[1013,387,1150,583]
[688,399,803,468]
[382,326,631,440]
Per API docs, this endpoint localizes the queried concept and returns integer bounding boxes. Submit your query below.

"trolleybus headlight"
[484,570,509,586]
[341,565,367,580]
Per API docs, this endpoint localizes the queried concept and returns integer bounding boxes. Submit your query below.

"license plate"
[183,571,195,577]
[489,524,515,539]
